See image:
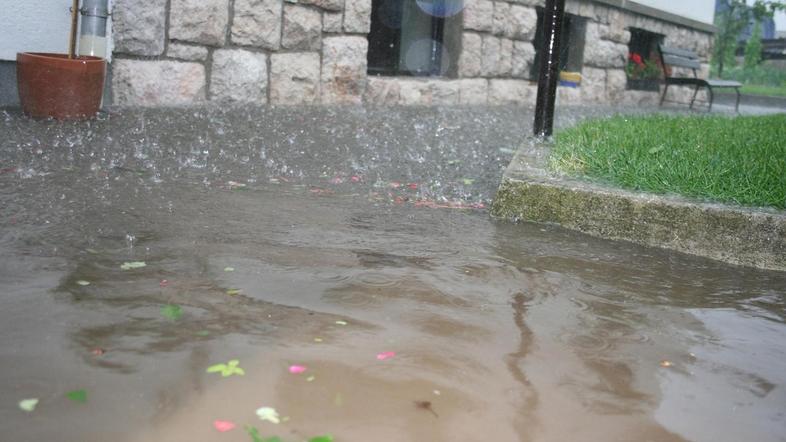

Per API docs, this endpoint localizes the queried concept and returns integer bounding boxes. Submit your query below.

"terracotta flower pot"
[16,52,106,120]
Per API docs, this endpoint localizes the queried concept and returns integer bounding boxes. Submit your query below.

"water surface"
[1,106,785,442]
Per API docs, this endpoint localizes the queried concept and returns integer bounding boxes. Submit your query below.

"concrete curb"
[490,140,786,272]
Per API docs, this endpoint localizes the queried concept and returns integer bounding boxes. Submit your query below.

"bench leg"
[707,86,714,112]
[660,84,668,107]
[689,85,700,109]
[735,88,741,113]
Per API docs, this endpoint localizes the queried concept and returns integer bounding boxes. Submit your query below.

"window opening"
[626,28,665,91]
[367,0,460,77]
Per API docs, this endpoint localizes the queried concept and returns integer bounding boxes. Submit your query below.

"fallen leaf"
[66,389,87,403]
[335,320,348,326]
[76,280,90,286]
[206,360,245,377]
[256,407,280,424]
[659,360,673,368]
[309,436,334,442]
[91,347,106,356]
[462,178,475,186]
[213,420,236,432]
[160,304,183,321]
[18,398,38,412]
[313,337,323,343]
[376,351,396,361]
[159,279,169,287]
[120,261,146,270]
[226,289,241,296]
[306,375,316,382]
[414,400,439,418]
[224,267,235,272]
[289,365,307,374]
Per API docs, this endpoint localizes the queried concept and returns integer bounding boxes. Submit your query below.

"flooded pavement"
[1,105,785,442]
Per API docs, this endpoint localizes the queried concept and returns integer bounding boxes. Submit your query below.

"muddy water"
[1,107,785,442]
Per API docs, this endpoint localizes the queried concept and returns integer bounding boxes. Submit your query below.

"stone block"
[488,79,536,104]
[458,79,489,104]
[580,67,607,102]
[344,0,372,33]
[398,79,427,105]
[167,43,208,61]
[498,38,514,76]
[364,76,401,105]
[299,0,344,11]
[321,36,368,104]
[606,68,627,103]
[493,2,513,37]
[583,23,627,68]
[323,11,344,32]
[112,60,205,106]
[429,80,461,105]
[170,0,229,46]
[459,33,483,77]
[270,53,321,105]
[481,35,501,77]
[463,0,494,32]
[210,49,268,103]
[282,4,322,50]
[512,41,535,78]
[603,9,631,44]
[555,85,581,105]
[112,0,167,56]
[509,5,537,41]
[232,0,282,50]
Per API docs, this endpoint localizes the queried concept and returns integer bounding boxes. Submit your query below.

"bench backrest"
[658,45,701,77]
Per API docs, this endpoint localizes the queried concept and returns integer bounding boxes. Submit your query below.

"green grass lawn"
[551,114,786,209]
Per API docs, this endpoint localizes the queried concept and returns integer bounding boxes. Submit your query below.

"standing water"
[1,106,785,442]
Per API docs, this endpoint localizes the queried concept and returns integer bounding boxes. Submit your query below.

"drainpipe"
[78,0,110,58]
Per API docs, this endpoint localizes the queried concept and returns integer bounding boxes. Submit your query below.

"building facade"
[1,0,717,107]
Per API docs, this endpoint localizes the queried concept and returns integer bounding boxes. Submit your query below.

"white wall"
[0,0,76,60]
[632,0,716,25]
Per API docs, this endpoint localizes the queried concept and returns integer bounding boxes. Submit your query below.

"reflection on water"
[1,107,785,442]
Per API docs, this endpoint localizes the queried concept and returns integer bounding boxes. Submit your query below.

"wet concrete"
[1,105,785,442]
[491,138,786,271]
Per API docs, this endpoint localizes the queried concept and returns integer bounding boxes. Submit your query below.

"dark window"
[530,10,587,81]
[367,0,461,77]
[626,28,665,90]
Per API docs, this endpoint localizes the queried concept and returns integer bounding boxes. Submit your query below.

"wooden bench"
[658,45,742,112]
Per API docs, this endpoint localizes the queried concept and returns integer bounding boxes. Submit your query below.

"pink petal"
[289,365,307,374]
[376,351,396,361]
[213,420,236,432]
[350,176,361,182]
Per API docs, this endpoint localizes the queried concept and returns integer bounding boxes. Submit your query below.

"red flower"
[629,53,644,66]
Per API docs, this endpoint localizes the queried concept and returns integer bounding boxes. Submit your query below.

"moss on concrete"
[491,141,786,272]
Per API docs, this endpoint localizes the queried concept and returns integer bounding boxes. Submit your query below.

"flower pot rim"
[17,52,105,63]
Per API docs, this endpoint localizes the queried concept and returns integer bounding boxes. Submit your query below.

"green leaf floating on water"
[160,304,183,321]
[206,360,245,377]
[120,261,147,270]
[18,398,39,412]
[309,436,334,442]
[66,389,87,403]
[245,426,281,442]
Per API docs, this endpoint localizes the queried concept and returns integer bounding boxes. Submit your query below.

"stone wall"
[110,0,714,107]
